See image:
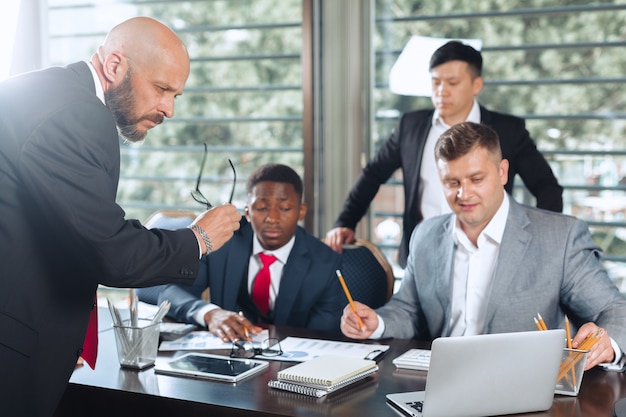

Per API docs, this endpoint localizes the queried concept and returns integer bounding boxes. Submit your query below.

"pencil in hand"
[557,328,604,381]
[336,270,365,331]
[238,311,250,338]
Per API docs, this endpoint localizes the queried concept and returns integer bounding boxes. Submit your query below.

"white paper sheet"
[265,336,389,362]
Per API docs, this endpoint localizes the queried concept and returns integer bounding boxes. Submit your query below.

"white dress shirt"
[419,100,481,219]
[448,195,509,336]
[86,61,105,104]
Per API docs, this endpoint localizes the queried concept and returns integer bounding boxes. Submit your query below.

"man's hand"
[340,301,378,339]
[573,322,615,370]
[324,227,356,253]
[193,204,241,253]
[204,309,262,342]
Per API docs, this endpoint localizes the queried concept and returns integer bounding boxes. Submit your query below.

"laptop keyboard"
[408,401,423,412]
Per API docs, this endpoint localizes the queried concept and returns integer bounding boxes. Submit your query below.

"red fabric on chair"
[81,295,98,369]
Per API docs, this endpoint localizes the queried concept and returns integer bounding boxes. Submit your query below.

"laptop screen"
[387,329,565,417]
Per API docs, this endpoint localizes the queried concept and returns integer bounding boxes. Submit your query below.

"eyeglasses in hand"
[230,338,283,359]
[191,143,236,209]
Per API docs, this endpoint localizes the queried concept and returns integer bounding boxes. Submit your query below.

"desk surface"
[55,310,626,417]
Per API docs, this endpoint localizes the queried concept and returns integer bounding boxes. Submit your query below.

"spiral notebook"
[268,355,378,397]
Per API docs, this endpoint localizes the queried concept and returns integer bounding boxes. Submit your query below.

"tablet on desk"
[155,353,269,383]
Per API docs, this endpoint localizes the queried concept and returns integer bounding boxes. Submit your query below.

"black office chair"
[136,210,196,305]
[338,239,394,309]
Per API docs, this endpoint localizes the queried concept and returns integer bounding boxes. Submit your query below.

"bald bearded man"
[0,17,240,416]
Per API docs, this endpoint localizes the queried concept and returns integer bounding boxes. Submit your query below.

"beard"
[105,68,164,143]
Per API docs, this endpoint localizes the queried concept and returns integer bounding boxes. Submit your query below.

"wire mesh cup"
[113,319,161,369]
[555,348,588,396]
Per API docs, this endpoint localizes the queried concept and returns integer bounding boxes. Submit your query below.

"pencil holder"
[113,318,161,370]
[554,348,587,396]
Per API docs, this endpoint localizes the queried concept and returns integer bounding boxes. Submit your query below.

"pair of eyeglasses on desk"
[230,338,283,359]
[191,143,236,210]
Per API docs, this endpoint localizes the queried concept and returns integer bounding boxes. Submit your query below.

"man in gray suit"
[341,122,626,371]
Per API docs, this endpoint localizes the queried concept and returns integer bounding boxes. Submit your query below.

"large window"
[48,0,304,221]
[368,1,626,288]
[43,0,626,290]
[0,1,21,80]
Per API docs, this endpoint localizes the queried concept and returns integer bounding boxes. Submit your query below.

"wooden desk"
[55,315,626,417]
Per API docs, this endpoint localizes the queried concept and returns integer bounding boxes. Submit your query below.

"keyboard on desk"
[392,349,431,371]
[408,401,423,413]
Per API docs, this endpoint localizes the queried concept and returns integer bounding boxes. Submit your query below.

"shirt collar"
[452,192,510,248]
[252,234,296,264]
[432,99,481,128]
[86,61,105,105]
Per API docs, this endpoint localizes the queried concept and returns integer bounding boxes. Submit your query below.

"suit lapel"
[435,218,455,336]
[272,228,310,324]
[221,223,253,310]
[406,111,435,219]
[483,200,532,329]
[67,62,97,95]
[479,105,492,124]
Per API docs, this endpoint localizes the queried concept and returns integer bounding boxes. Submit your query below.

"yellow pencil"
[565,316,572,349]
[564,316,576,388]
[238,311,249,338]
[557,329,604,381]
[537,313,548,330]
[336,270,364,330]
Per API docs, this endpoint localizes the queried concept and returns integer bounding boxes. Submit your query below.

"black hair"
[246,163,303,199]
[429,40,482,77]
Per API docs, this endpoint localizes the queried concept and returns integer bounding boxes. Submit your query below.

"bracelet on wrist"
[190,224,213,255]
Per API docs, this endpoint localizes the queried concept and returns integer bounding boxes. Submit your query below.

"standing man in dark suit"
[160,163,344,341]
[326,40,562,267]
[0,17,241,417]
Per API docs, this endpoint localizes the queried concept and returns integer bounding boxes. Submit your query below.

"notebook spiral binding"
[268,380,328,398]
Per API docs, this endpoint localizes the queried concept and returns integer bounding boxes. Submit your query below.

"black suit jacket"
[161,219,344,331]
[0,62,200,416]
[334,106,563,266]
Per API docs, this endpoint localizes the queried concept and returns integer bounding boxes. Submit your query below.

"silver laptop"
[387,329,565,417]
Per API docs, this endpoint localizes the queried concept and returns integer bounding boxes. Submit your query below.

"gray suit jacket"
[378,197,626,352]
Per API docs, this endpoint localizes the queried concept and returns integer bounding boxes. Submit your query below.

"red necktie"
[81,295,98,369]
[252,253,277,315]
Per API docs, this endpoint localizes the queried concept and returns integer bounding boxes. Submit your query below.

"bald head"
[101,17,189,73]
[92,17,190,142]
